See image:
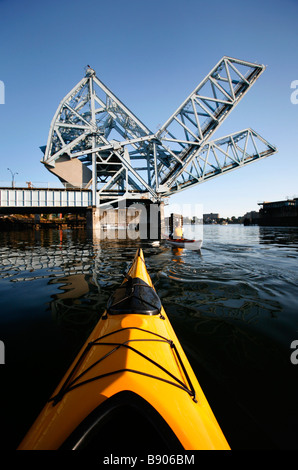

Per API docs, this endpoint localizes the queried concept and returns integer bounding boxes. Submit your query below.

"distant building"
[203,213,219,224]
[258,198,298,226]
[243,211,259,225]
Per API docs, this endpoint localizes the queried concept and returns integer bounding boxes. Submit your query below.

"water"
[0,225,298,450]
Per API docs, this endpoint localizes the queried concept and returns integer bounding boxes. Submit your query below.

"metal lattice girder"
[41,66,157,199]
[43,68,152,166]
[162,128,277,195]
[153,57,268,189]
[41,58,277,205]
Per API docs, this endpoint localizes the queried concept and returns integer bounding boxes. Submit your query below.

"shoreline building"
[203,213,219,224]
[258,199,298,226]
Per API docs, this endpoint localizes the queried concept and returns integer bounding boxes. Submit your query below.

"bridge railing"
[0,181,89,190]
[0,187,92,208]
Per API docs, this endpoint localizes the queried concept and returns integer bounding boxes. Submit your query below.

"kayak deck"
[18,249,229,451]
[49,324,197,407]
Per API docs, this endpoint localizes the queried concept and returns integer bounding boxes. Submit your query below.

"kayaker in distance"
[169,224,183,240]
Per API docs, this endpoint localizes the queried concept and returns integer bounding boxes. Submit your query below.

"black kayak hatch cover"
[106,277,162,316]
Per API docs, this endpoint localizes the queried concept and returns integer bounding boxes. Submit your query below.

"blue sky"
[0,0,297,217]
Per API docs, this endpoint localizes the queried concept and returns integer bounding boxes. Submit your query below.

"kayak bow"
[18,248,229,450]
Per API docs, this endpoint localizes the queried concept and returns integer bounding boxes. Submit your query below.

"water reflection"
[1,227,298,449]
[259,226,298,248]
[49,274,101,332]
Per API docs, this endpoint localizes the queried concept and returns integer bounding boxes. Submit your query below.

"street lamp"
[7,168,18,188]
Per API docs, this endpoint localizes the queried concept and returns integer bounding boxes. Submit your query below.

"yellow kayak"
[18,248,230,450]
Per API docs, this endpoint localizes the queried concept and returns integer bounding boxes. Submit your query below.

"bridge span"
[0,186,164,239]
[0,187,92,214]
[1,57,277,239]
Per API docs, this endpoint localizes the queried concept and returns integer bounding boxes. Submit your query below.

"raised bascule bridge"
[1,57,277,237]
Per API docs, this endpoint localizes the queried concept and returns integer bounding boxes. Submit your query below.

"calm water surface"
[0,224,298,449]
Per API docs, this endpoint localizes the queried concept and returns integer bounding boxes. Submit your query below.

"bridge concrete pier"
[86,207,102,240]
[86,201,165,241]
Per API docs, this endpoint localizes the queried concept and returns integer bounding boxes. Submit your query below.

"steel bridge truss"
[41,57,277,205]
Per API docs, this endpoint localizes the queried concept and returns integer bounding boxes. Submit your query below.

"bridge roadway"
[0,187,92,214]
[0,186,165,238]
